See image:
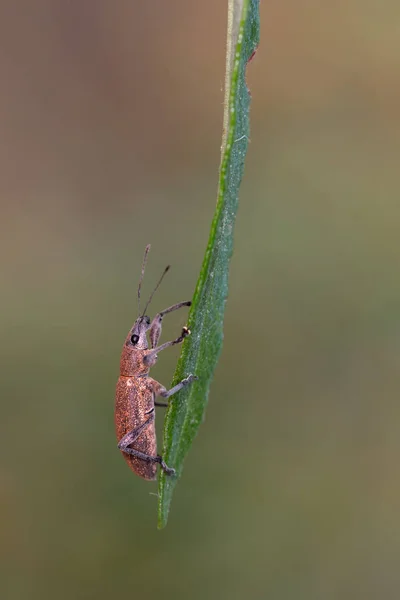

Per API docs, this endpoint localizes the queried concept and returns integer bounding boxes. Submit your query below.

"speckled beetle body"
[115,245,197,480]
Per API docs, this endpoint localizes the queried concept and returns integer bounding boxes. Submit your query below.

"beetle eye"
[131,334,139,345]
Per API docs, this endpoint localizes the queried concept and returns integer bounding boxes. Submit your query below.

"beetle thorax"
[119,345,149,377]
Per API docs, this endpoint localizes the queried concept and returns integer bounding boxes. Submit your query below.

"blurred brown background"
[1,1,400,599]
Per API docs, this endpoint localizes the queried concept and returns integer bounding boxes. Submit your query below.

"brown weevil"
[115,245,197,480]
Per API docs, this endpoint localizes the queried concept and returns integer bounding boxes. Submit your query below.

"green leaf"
[157,0,260,528]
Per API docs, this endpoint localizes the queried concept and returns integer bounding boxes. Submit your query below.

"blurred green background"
[1,1,400,598]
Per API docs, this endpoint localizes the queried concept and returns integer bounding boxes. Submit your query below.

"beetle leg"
[144,326,191,367]
[118,415,175,475]
[149,301,191,348]
[148,374,198,400]
[118,415,153,448]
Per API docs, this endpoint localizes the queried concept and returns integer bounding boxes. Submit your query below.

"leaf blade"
[158,0,260,528]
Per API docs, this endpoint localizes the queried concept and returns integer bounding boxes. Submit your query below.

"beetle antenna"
[137,244,151,315]
[141,264,170,318]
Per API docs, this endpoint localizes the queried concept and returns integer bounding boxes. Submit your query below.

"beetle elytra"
[115,245,197,480]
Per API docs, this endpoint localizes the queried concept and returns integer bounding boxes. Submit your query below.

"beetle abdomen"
[115,377,157,480]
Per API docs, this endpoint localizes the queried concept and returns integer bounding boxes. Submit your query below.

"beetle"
[115,244,197,480]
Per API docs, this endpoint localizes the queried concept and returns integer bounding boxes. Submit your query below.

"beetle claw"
[157,455,175,476]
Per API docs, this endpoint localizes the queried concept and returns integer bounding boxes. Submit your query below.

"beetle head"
[128,315,151,350]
